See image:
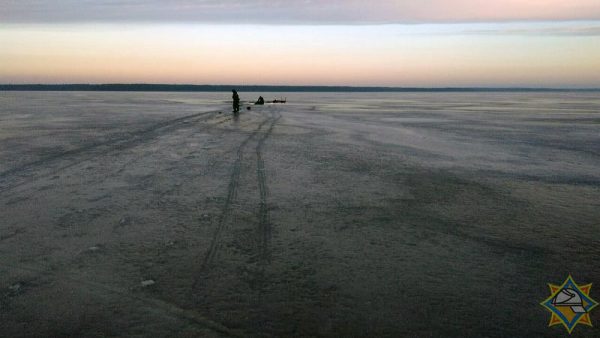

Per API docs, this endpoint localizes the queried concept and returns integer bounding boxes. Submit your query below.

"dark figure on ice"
[232,90,240,113]
[255,96,265,105]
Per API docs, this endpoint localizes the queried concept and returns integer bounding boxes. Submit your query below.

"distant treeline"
[0,84,598,92]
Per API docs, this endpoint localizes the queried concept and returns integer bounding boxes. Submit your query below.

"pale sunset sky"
[1,0,600,87]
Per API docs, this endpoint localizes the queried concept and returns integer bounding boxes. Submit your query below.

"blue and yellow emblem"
[540,275,598,334]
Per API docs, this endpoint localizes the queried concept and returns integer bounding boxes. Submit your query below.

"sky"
[1,0,600,87]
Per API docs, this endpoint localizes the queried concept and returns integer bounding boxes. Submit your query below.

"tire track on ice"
[0,110,224,194]
[255,112,281,264]
[196,115,271,274]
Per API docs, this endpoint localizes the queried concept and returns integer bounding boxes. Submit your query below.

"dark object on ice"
[232,90,240,113]
[247,106,251,110]
[272,98,287,103]
[255,96,265,105]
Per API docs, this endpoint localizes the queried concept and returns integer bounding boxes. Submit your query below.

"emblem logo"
[540,275,598,334]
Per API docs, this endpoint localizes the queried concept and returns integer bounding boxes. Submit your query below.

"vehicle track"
[196,115,272,274]
[79,113,257,192]
[255,112,282,264]
[248,110,281,335]
[0,110,227,194]
[0,110,217,178]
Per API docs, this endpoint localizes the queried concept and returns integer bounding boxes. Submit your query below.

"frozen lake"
[1,91,599,336]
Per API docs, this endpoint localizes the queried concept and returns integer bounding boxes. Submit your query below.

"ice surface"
[1,91,599,336]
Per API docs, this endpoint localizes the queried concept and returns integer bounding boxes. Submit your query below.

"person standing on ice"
[232,90,240,114]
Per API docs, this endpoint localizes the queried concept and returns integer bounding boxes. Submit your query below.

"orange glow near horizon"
[1,24,600,87]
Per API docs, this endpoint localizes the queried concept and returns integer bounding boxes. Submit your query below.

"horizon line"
[1,84,599,92]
